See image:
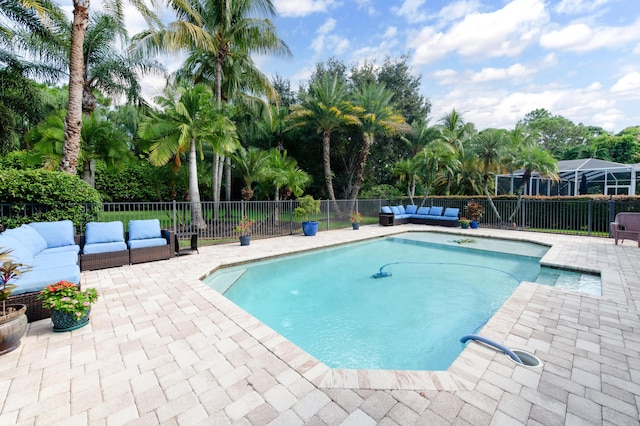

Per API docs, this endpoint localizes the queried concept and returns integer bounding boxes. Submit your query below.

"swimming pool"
[204,233,600,370]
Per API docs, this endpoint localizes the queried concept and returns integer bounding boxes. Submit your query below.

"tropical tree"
[79,12,163,115]
[350,82,407,204]
[261,149,310,227]
[413,139,458,205]
[28,108,131,185]
[233,146,268,200]
[437,109,475,194]
[469,128,510,221]
[60,0,157,176]
[288,75,360,213]
[134,0,290,203]
[392,157,421,204]
[139,83,235,230]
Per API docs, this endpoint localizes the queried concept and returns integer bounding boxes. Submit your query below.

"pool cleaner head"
[372,266,392,278]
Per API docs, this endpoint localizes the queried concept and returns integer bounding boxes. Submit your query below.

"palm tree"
[139,83,236,230]
[350,83,407,204]
[28,108,132,185]
[134,0,290,203]
[505,124,558,223]
[233,146,268,200]
[470,128,510,222]
[438,109,475,194]
[261,149,310,227]
[413,139,458,206]
[80,12,163,115]
[288,75,360,214]
[392,157,421,204]
[60,0,157,175]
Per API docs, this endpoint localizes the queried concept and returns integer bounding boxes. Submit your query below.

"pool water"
[204,233,600,371]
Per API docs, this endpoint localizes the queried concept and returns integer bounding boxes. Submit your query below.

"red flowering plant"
[350,212,363,224]
[234,216,253,236]
[38,281,98,318]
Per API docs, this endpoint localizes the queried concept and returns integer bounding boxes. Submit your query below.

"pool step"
[207,268,247,294]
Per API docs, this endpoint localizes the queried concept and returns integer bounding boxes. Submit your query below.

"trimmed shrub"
[0,169,102,229]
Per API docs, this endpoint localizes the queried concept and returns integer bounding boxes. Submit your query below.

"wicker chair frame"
[128,229,175,265]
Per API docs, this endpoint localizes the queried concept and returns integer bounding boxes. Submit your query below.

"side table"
[175,232,199,256]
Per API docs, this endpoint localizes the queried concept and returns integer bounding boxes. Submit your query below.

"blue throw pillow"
[444,208,460,217]
[405,205,418,214]
[3,224,48,256]
[28,220,75,248]
[128,219,162,240]
[381,206,392,214]
[85,221,125,245]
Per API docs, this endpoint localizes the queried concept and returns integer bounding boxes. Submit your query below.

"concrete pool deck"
[1,225,639,425]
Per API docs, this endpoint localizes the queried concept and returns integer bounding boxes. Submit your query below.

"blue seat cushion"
[28,220,75,248]
[41,245,80,255]
[128,237,167,249]
[429,206,443,216]
[3,225,48,256]
[86,221,125,244]
[390,206,401,215]
[405,205,418,214]
[416,207,430,216]
[444,208,460,217]
[83,241,128,255]
[426,215,444,220]
[395,214,411,219]
[10,265,81,295]
[128,219,162,240]
[381,206,392,214]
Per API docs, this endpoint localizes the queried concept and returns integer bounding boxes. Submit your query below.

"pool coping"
[196,227,618,392]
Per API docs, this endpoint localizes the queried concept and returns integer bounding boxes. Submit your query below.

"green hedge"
[0,169,102,229]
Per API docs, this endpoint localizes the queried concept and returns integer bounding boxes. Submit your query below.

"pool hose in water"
[371,261,521,283]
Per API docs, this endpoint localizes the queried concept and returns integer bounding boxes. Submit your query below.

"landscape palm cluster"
[2,0,640,224]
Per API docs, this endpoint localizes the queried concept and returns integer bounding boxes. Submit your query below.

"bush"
[0,169,102,229]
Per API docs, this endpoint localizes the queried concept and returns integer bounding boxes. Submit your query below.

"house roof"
[504,158,635,182]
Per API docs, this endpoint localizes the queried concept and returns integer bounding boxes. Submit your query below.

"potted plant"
[235,216,253,246]
[350,212,363,230]
[466,201,484,229]
[38,281,98,332]
[0,248,30,355]
[294,195,321,236]
[459,217,470,229]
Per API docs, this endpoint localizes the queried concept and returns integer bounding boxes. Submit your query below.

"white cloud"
[431,81,622,131]
[555,0,612,14]
[471,63,535,82]
[410,0,549,65]
[355,0,377,16]
[274,0,339,17]
[437,0,482,24]
[540,18,640,52]
[310,18,350,55]
[611,72,640,94]
[391,0,429,24]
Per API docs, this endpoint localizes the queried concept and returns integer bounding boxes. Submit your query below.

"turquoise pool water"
[204,233,600,370]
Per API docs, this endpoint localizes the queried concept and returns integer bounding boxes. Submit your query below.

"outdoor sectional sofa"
[379,205,460,227]
[0,220,81,322]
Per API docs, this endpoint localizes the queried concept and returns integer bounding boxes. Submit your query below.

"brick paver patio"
[1,225,639,425]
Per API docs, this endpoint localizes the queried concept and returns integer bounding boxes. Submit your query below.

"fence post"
[289,199,293,235]
[326,199,330,230]
[608,198,615,237]
[172,200,177,234]
[587,200,592,236]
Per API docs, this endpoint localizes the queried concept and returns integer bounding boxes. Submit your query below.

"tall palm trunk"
[322,130,341,215]
[507,169,531,223]
[189,137,206,229]
[348,133,373,215]
[60,0,89,175]
[483,180,502,223]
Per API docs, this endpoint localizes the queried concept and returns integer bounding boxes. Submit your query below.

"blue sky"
[64,0,640,133]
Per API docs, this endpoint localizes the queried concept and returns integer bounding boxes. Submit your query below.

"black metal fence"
[2,197,640,245]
